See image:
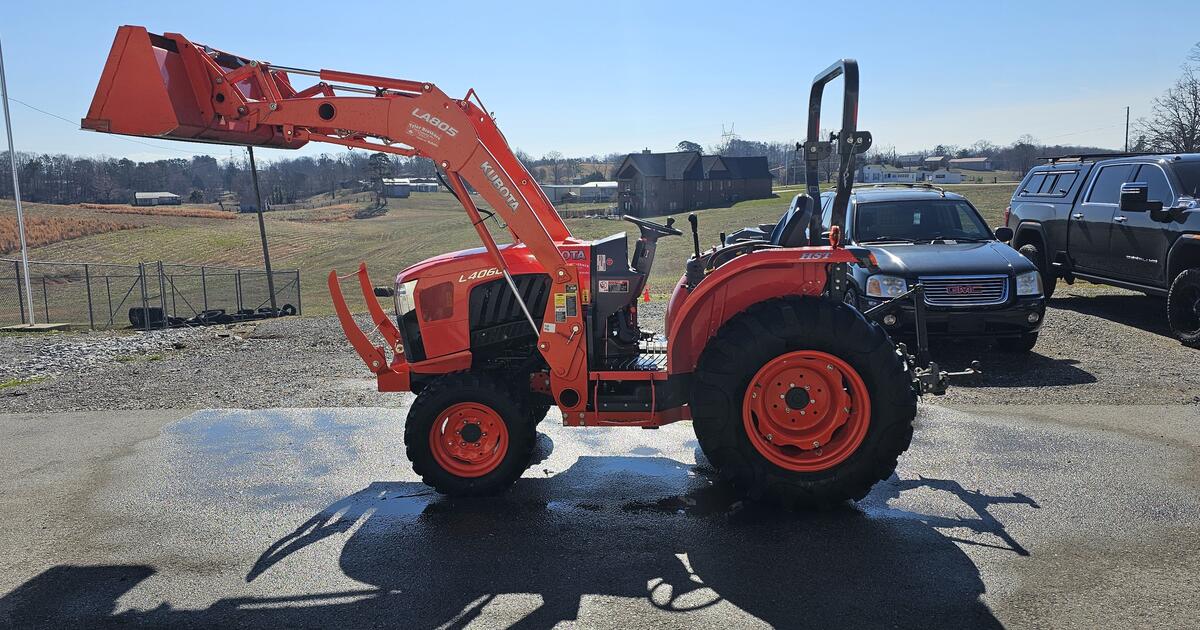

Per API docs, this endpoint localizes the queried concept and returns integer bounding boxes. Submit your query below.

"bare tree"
[1008,134,1040,174]
[1135,43,1200,153]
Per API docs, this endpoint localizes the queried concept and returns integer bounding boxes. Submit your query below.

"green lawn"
[12,182,1017,314]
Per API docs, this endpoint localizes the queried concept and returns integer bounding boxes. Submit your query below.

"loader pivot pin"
[742,351,870,472]
[429,402,509,477]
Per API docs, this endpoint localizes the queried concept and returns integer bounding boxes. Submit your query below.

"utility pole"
[247,147,277,311]
[1,37,35,325]
[1125,106,1130,152]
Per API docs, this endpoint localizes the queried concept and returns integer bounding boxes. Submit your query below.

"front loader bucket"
[81,25,305,149]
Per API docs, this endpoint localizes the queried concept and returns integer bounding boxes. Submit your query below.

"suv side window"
[1133,164,1173,205]
[1086,164,1135,204]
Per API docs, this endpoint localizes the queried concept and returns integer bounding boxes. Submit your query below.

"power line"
[3,95,222,157]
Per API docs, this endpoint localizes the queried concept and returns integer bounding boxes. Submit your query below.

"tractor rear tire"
[405,372,536,496]
[690,297,917,508]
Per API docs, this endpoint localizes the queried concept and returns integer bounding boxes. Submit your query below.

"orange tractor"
[84,26,964,506]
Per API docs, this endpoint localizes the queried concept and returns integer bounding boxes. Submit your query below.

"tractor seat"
[723,193,818,247]
[768,193,817,248]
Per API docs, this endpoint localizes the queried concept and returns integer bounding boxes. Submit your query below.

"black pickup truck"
[1006,153,1200,347]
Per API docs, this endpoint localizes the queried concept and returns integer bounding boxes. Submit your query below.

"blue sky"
[2,1,1197,163]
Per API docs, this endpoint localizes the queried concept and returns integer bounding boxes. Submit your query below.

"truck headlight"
[865,274,908,298]
[395,279,418,315]
[1015,270,1043,296]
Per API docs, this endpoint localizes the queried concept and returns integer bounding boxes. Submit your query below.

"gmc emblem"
[945,285,982,295]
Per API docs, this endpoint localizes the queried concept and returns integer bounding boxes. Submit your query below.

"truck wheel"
[690,297,917,508]
[1167,269,1200,348]
[995,332,1038,353]
[1018,243,1056,299]
[405,372,536,496]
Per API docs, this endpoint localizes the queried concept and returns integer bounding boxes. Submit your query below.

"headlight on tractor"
[1016,270,1043,296]
[395,279,418,315]
[865,274,908,298]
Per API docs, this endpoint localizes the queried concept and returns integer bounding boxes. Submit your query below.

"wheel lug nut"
[812,440,821,448]
[765,433,774,442]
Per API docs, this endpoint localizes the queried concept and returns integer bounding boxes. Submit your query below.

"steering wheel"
[622,214,683,237]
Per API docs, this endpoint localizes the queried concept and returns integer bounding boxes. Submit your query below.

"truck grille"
[918,275,1009,306]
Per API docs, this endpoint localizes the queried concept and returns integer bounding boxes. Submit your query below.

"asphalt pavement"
[0,403,1197,629]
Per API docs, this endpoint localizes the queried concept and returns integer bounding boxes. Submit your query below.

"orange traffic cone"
[643,287,651,302]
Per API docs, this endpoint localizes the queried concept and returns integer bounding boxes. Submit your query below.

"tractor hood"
[866,241,1034,278]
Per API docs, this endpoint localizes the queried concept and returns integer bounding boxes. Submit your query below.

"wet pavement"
[1,404,1198,629]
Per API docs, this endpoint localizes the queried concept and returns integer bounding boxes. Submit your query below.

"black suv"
[1006,153,1200,347]
[827,186,1046,351]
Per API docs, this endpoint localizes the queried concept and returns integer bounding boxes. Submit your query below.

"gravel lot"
[2,283,1197,412]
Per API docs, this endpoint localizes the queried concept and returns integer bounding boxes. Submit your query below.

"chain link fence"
[1,258,301,330]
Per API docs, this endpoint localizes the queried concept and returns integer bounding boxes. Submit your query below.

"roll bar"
[801,59,872,240]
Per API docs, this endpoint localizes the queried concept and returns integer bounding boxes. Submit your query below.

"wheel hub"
[742,351,871,472]
[459,422,483,443]
[428,402,508,477]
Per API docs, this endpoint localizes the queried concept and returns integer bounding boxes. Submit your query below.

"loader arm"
[83,25,590,408]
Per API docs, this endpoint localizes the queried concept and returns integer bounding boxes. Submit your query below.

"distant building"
[925,169,964,184]
[948,157,993,171]
[896,154,924,167]
[381,178,441,197]
[132,191,181,206]
[540,184,577,203]
[578,181,617,202]
[381,179,410,198]
[538,182,618,204]
[922,156,950,170]
[860,164,921,183]
[615,150,772,217]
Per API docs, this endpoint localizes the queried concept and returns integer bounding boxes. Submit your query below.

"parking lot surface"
[1,403,1197,629]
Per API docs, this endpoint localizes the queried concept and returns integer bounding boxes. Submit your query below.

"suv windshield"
[1171,162,1200,197]
[854,199,993,243]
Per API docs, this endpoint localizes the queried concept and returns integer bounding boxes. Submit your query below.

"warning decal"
[598,280,630,293]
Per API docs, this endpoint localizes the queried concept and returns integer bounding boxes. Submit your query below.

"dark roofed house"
[616,150,772,217]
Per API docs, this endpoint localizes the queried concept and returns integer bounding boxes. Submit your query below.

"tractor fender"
[666,249,856,375]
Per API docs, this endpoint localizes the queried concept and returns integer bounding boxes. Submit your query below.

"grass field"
[6,182,1016,314]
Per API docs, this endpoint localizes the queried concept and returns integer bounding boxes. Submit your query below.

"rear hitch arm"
[864,284,981,395]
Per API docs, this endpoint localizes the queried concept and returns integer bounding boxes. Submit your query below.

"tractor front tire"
[405,372,536,496]
[690,297,917,508]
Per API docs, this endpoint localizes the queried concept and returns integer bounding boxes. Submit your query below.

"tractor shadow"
[1,456,1036,629]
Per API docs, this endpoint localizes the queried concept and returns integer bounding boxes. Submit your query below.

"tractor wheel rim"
[742,350,871,472]
[428,402,509,478]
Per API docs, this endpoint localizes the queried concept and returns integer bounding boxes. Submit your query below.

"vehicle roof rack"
[1039,151,1179,163]
[860,182,947,196]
